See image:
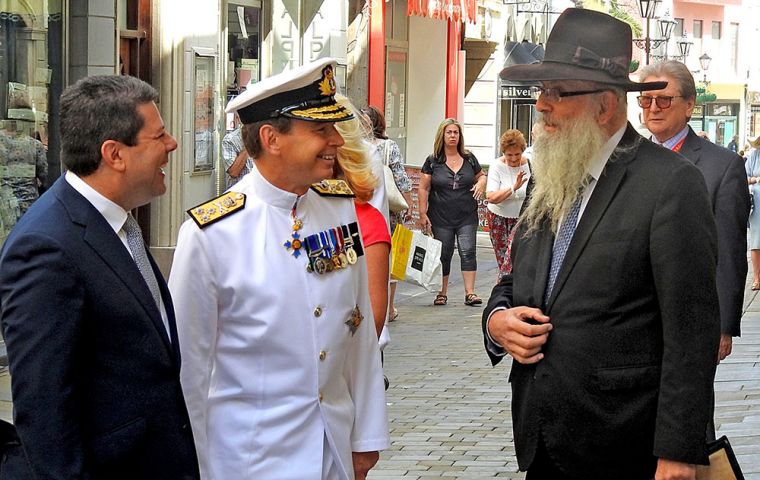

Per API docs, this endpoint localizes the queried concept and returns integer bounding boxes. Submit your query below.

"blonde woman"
[418,118,486,306]
[334,96,390,339]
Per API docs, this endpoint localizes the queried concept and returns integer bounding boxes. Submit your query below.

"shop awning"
[407,0,477,23]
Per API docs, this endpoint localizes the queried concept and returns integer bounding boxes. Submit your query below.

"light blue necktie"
[545,194,583,300]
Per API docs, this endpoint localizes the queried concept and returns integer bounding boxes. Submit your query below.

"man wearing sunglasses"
[639,61,749,369]
[482,9,720,480]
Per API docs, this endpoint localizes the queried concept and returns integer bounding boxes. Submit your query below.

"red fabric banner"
[407,0,477,23]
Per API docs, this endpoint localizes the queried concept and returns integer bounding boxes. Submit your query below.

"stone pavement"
[0,233,758,478]
[370,233,760,479]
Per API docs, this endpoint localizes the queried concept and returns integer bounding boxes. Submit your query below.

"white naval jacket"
[169,167,390,479]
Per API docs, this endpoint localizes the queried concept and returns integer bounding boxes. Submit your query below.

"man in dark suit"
[639,60,750,362]
[483,9,720,480]
[0,76,199,479]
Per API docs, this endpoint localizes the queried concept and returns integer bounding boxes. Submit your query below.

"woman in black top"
[419,118,486,306]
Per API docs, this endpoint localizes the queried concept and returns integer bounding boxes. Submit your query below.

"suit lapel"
[678,128,702,166]
[545,125,638,310]
[55,179,174,355]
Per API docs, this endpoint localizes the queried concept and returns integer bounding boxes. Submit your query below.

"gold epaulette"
[187,191,246,229]
[309,179,355,198]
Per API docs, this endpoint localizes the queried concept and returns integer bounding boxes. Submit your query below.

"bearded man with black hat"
[482,8,720,480]
[169,57,389,480]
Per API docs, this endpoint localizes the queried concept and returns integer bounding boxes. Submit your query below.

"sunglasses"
[637,95,684,109]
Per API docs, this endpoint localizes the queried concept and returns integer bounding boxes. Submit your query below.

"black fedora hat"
[500,8,667,92]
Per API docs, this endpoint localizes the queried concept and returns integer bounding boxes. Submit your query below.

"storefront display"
[1,3,62,245]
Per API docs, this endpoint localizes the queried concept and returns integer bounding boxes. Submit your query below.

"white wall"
[406,16,447,166]
[159,0,222,249]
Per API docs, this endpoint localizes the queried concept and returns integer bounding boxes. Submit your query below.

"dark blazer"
[482,125,720,479]
[0,178,199,479]
[678,127,750,336]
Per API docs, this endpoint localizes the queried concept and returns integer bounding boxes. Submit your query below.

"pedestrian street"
[371,234,760,479]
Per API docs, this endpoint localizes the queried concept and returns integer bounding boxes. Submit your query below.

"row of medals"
[304,224,359,275]
[288,219,358,275]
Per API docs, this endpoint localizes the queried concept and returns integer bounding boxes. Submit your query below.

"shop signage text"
[500,85,533,99]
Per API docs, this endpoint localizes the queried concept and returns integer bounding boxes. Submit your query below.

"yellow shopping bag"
[391,224,413,281]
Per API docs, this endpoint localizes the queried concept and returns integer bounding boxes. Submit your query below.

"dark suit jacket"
[0,178,199,479]
[678,127,749,336]
[482,125,720,479]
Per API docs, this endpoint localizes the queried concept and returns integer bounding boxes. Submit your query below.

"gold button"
[319,392,324,402]
[313,306,322,317]
[319,351,327,361]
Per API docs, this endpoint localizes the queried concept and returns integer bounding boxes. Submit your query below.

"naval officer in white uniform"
[169,58,390,480]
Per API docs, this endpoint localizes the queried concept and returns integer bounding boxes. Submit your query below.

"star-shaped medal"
[284,218,304,257]
[345,305,363,336]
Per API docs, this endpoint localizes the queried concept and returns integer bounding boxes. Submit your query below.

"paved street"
[371,234,760,479]
[1,233,759,477]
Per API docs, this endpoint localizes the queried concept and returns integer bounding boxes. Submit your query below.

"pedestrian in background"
[639,60,749,365]
[484,9,719,479]
[0,121,47,217]
[486,129,531,281]
[361,105,411,321]
[746,135,760,290]
[0,75,199,479]
[169,58,389,480]
[221,118,254,188]
[419,118,486,307]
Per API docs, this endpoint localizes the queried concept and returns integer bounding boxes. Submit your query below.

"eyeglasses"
[530,86,609,103]
[636,95,684,109]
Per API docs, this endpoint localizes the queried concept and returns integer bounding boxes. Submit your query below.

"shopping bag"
[390,224,442,291]
[695,436,744,480]
[391,224,413,281]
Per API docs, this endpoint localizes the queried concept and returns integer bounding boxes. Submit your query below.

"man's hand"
[487,306,551,364]
[352,451,379,480]
[718,333,733,362]
[655,458,695,480]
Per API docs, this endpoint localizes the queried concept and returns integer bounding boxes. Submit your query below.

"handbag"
[695,436,745,480]
[382,140,409,214]
[390,224,442,291]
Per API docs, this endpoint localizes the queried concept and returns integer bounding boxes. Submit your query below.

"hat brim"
[281,101,353,122]
[500,62,667,92]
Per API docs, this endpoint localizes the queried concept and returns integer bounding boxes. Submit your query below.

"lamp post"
[632,0,668,65]
[676,35,692,60]
[699,53,712,131]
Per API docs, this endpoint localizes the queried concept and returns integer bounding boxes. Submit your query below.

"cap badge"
[318,65,336,97]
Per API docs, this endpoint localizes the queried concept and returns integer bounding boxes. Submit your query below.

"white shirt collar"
[233,163,304,210]
[65,170,129,233]
[588,125,627,181]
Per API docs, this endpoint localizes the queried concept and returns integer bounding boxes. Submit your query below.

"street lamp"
[676,35,692,60]
[698,53,712,131]
[632,0,668,65]
[699,53,712,84]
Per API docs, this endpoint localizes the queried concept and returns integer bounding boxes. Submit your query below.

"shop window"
[225,1,261,129]
[1,3,63,245]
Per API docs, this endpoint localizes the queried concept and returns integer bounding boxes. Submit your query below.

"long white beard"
[520,106,607,234]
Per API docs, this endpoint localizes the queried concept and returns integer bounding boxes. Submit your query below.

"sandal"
[753,281,760,291]
[389,307,399,322]
[464,293,483,306]
[433,294,448,306]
